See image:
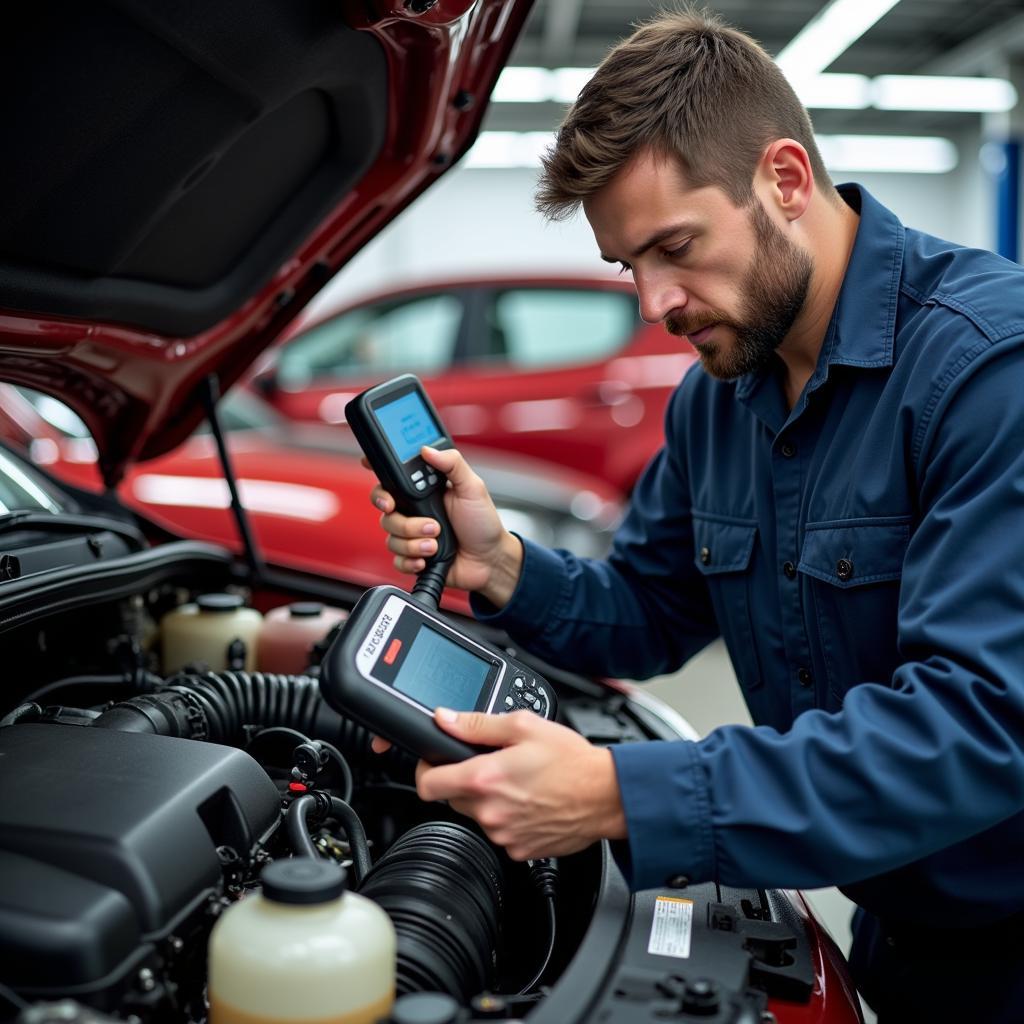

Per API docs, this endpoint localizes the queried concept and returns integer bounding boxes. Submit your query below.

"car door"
[434,283,688,490]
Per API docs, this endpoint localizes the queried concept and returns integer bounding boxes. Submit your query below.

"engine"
[0,561,604,1024]
[0,544,846,1024]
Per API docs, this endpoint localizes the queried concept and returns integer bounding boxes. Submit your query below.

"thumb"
[434,707,519,747]
[421,446,483,498]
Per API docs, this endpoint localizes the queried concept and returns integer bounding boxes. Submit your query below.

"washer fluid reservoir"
[208,859,396,1024]
[161,593,263,673]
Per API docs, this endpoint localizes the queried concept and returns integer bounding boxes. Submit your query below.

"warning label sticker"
[647,896,694,959]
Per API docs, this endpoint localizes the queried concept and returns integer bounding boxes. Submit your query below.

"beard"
[666,201,813,380]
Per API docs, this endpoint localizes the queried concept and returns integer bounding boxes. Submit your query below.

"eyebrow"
[599,222,699,264]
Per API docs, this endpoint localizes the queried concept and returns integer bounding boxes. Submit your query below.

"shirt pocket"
[798,517,910,704]
[693,515,764,693]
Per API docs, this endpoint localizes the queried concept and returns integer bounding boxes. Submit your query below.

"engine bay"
[0,538,836,1024]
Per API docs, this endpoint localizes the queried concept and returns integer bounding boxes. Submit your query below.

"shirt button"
[699,546,711,565]
[667,874,690,889]
[798,667,813,687]
[782,560,797,579]
[781,442,797,458]
[836,558,854,581]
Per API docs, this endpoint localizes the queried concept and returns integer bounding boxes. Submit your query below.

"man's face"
[584,150,813,380]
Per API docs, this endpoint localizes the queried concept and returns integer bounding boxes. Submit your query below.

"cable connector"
[527,858,559,899]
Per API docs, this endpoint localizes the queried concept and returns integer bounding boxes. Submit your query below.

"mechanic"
[369,10,1024,1021]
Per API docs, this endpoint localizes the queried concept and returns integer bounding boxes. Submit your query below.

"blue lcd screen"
[393,626,490,712]
[375,391,444,463]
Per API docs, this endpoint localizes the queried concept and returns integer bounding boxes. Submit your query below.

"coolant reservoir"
[208,859,396,1024]
[161,593,263,673]
[257,602,348,674]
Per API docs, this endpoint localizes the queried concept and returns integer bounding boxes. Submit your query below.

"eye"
[664,240,692,260]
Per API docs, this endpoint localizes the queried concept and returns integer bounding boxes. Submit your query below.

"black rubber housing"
[359,822,504,1001]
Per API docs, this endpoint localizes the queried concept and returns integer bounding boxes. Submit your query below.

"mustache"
[664,310,732,337]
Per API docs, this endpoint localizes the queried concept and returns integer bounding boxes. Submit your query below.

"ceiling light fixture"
[464,132,958,175]
[872,75,1018,112]
[775,0,902,79]
[794,74,871,109]
[815,135,958,174]
[491,67,1015,115]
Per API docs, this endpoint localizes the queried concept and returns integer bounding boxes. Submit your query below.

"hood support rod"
[200,374,264,584]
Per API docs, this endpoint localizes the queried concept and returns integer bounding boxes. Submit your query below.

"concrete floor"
[637,639,875,1022]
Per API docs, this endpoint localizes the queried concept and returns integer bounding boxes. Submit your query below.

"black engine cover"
[0,723,280,992]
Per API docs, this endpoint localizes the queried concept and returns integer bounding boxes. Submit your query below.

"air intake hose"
[89,670,375,761]
[358,822,504,1001]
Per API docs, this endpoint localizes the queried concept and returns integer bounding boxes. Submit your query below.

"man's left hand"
[415,708,628,860]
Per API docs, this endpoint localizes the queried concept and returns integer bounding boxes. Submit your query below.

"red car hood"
[0,0,533,486]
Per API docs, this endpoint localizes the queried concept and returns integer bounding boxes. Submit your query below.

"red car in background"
[253,275,698,493]
[0,385,623,609]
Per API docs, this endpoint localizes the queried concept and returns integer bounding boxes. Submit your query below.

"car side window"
[486,289,638,369]
[277,293,463,387]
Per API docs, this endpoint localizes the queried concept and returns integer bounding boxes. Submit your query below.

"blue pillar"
[993,139,1020,262]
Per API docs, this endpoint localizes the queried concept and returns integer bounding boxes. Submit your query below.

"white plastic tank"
[208,858,396,1024]
[161,593,263,674]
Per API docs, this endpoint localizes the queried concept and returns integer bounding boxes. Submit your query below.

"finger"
[386,532,440,564]
[370,735,392,754]
[433,707,532,747]
[380,511,441,541]
[371,486,393,514]
[394,554,427,575]
[420,446,485,498]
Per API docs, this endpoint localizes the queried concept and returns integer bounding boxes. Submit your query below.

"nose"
[634,270,687,326]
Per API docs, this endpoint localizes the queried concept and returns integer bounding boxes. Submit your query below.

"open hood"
[0,0,533,485]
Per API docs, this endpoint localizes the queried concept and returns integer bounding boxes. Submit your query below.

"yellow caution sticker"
[647,896,694,959]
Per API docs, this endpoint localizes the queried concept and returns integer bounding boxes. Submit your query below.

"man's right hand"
[369,445,524,609]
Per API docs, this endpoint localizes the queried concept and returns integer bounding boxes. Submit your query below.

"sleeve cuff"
[609,739,716,891]
[469,536,569,641]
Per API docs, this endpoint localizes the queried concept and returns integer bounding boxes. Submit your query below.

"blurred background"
[310,0,1023,312]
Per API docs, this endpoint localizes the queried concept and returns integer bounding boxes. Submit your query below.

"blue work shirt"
[474,185,1024,927]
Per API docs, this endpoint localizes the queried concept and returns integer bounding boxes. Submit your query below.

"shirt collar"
[735,183,905,401]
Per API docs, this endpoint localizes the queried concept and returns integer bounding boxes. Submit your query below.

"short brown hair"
[535,7,834,219]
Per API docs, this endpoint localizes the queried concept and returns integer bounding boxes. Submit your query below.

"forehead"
[583,150,741,257]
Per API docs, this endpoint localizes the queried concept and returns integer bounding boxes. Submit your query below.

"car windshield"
[0,447,64,514]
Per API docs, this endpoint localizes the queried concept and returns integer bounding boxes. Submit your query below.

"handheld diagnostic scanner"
[345,375,458,588]
[320,585,558,764]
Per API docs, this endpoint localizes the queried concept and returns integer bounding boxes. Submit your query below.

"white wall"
[309,126,995,318]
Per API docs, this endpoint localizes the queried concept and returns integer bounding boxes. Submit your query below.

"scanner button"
[538,687,547,699]
[504,695,514,708]
[411,470,424,481]
[427,474,438,485]
[415,480,427,491]
[525,691,538,703]
[533,699,542,712]
[514,677,525,688]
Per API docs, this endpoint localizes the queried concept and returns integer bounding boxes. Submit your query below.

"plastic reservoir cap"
[389,993,462,1024]
[289,602,325,618]
[196,593,245,613]
[261,859,347,905]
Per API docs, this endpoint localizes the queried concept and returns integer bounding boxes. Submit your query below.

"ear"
[754,139,813,221]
